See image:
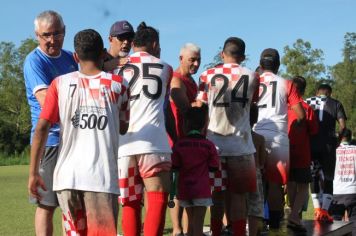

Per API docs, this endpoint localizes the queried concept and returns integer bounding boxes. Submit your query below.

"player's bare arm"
[170,76,190,113]
[291,102,306,123]
[28,118,51,200]
[338,118,346,133]
[34,89,47,108]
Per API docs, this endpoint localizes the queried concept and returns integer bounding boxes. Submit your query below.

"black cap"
[109,20,134,36]
[260,48,280,70]
[260,48,280,63]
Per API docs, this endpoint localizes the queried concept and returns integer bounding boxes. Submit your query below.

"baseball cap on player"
[110,20,134,36]
[260,48,280,70]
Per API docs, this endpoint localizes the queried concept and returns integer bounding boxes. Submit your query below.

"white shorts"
[259,131,289,184]
[118,153,171,204]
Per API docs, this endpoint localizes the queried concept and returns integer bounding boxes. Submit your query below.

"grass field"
[0,165,314,235]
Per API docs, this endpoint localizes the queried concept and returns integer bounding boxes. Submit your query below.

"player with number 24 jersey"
[197,63,259,156]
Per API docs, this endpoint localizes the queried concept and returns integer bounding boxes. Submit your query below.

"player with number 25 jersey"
[118,51,172,156]
[117,22,173,236]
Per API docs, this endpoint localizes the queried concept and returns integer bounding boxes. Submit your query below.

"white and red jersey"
[334,143,356,195]
[254,72,301,135]
[118,51,173,156]
[197,63,259,156]
[40,71,129,194]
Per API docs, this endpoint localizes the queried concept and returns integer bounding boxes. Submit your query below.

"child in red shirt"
[172,105,219,236]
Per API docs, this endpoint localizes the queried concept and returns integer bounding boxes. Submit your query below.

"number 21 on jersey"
[258,81,278,108]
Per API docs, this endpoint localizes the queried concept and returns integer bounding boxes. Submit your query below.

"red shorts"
[225,154,257,193]
[57,190,118,236]
[118,153,171,204]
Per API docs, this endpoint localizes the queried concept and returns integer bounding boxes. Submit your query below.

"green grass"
[0,165,62,235]
[0,152,29,166]
[0,165,175,235]
[0,165,314,235]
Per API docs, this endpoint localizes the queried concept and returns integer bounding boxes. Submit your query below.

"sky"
[1,0,355,77]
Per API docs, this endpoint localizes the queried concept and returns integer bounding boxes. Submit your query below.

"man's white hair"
[180,43,201,56]
[34,10,64,31]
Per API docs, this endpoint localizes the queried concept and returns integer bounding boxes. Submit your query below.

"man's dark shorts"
[29,146,59,207]
[311,141,337,180]
[289,167,312,183]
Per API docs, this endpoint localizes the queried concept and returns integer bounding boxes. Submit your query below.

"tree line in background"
[0,33,355,156]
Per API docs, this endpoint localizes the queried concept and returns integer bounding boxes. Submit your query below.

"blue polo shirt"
[24,47,78,146]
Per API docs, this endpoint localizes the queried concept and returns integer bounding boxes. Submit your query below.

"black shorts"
[311,142,336,180]
[329,194,356,221]
[289,167,312,183]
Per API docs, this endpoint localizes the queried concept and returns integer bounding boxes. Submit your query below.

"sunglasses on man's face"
[115,34,134,42]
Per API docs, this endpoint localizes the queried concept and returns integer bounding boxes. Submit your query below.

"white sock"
[311,193,321,209]
[322,194,333,211]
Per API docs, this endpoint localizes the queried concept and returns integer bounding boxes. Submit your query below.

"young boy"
[172,105,219,236]
[28,29,130,235]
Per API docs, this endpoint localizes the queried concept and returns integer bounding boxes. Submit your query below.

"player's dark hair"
[223,37,245,58]
[340,128,352,141]
[133,22,159,48]
[250,103,259,127]
[292,76,307,95]
[260,48,280,72]
[74,29,103,61]
[185,104,208,131]
[255,66,263,75]
[317,83,332,93]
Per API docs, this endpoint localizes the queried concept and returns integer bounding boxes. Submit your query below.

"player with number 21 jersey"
[254,71,301,184]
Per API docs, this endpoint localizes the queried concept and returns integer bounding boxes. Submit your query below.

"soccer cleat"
[314,208,322,220]
[318,209,334,223]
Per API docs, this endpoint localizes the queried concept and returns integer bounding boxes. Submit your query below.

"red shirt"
[288,101,318,168]
[172,135,219,200]
[169,71,198,142]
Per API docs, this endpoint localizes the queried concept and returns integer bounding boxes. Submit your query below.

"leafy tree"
[0,38,37,154]
[330,32,356,135]
[281,39,326,97]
